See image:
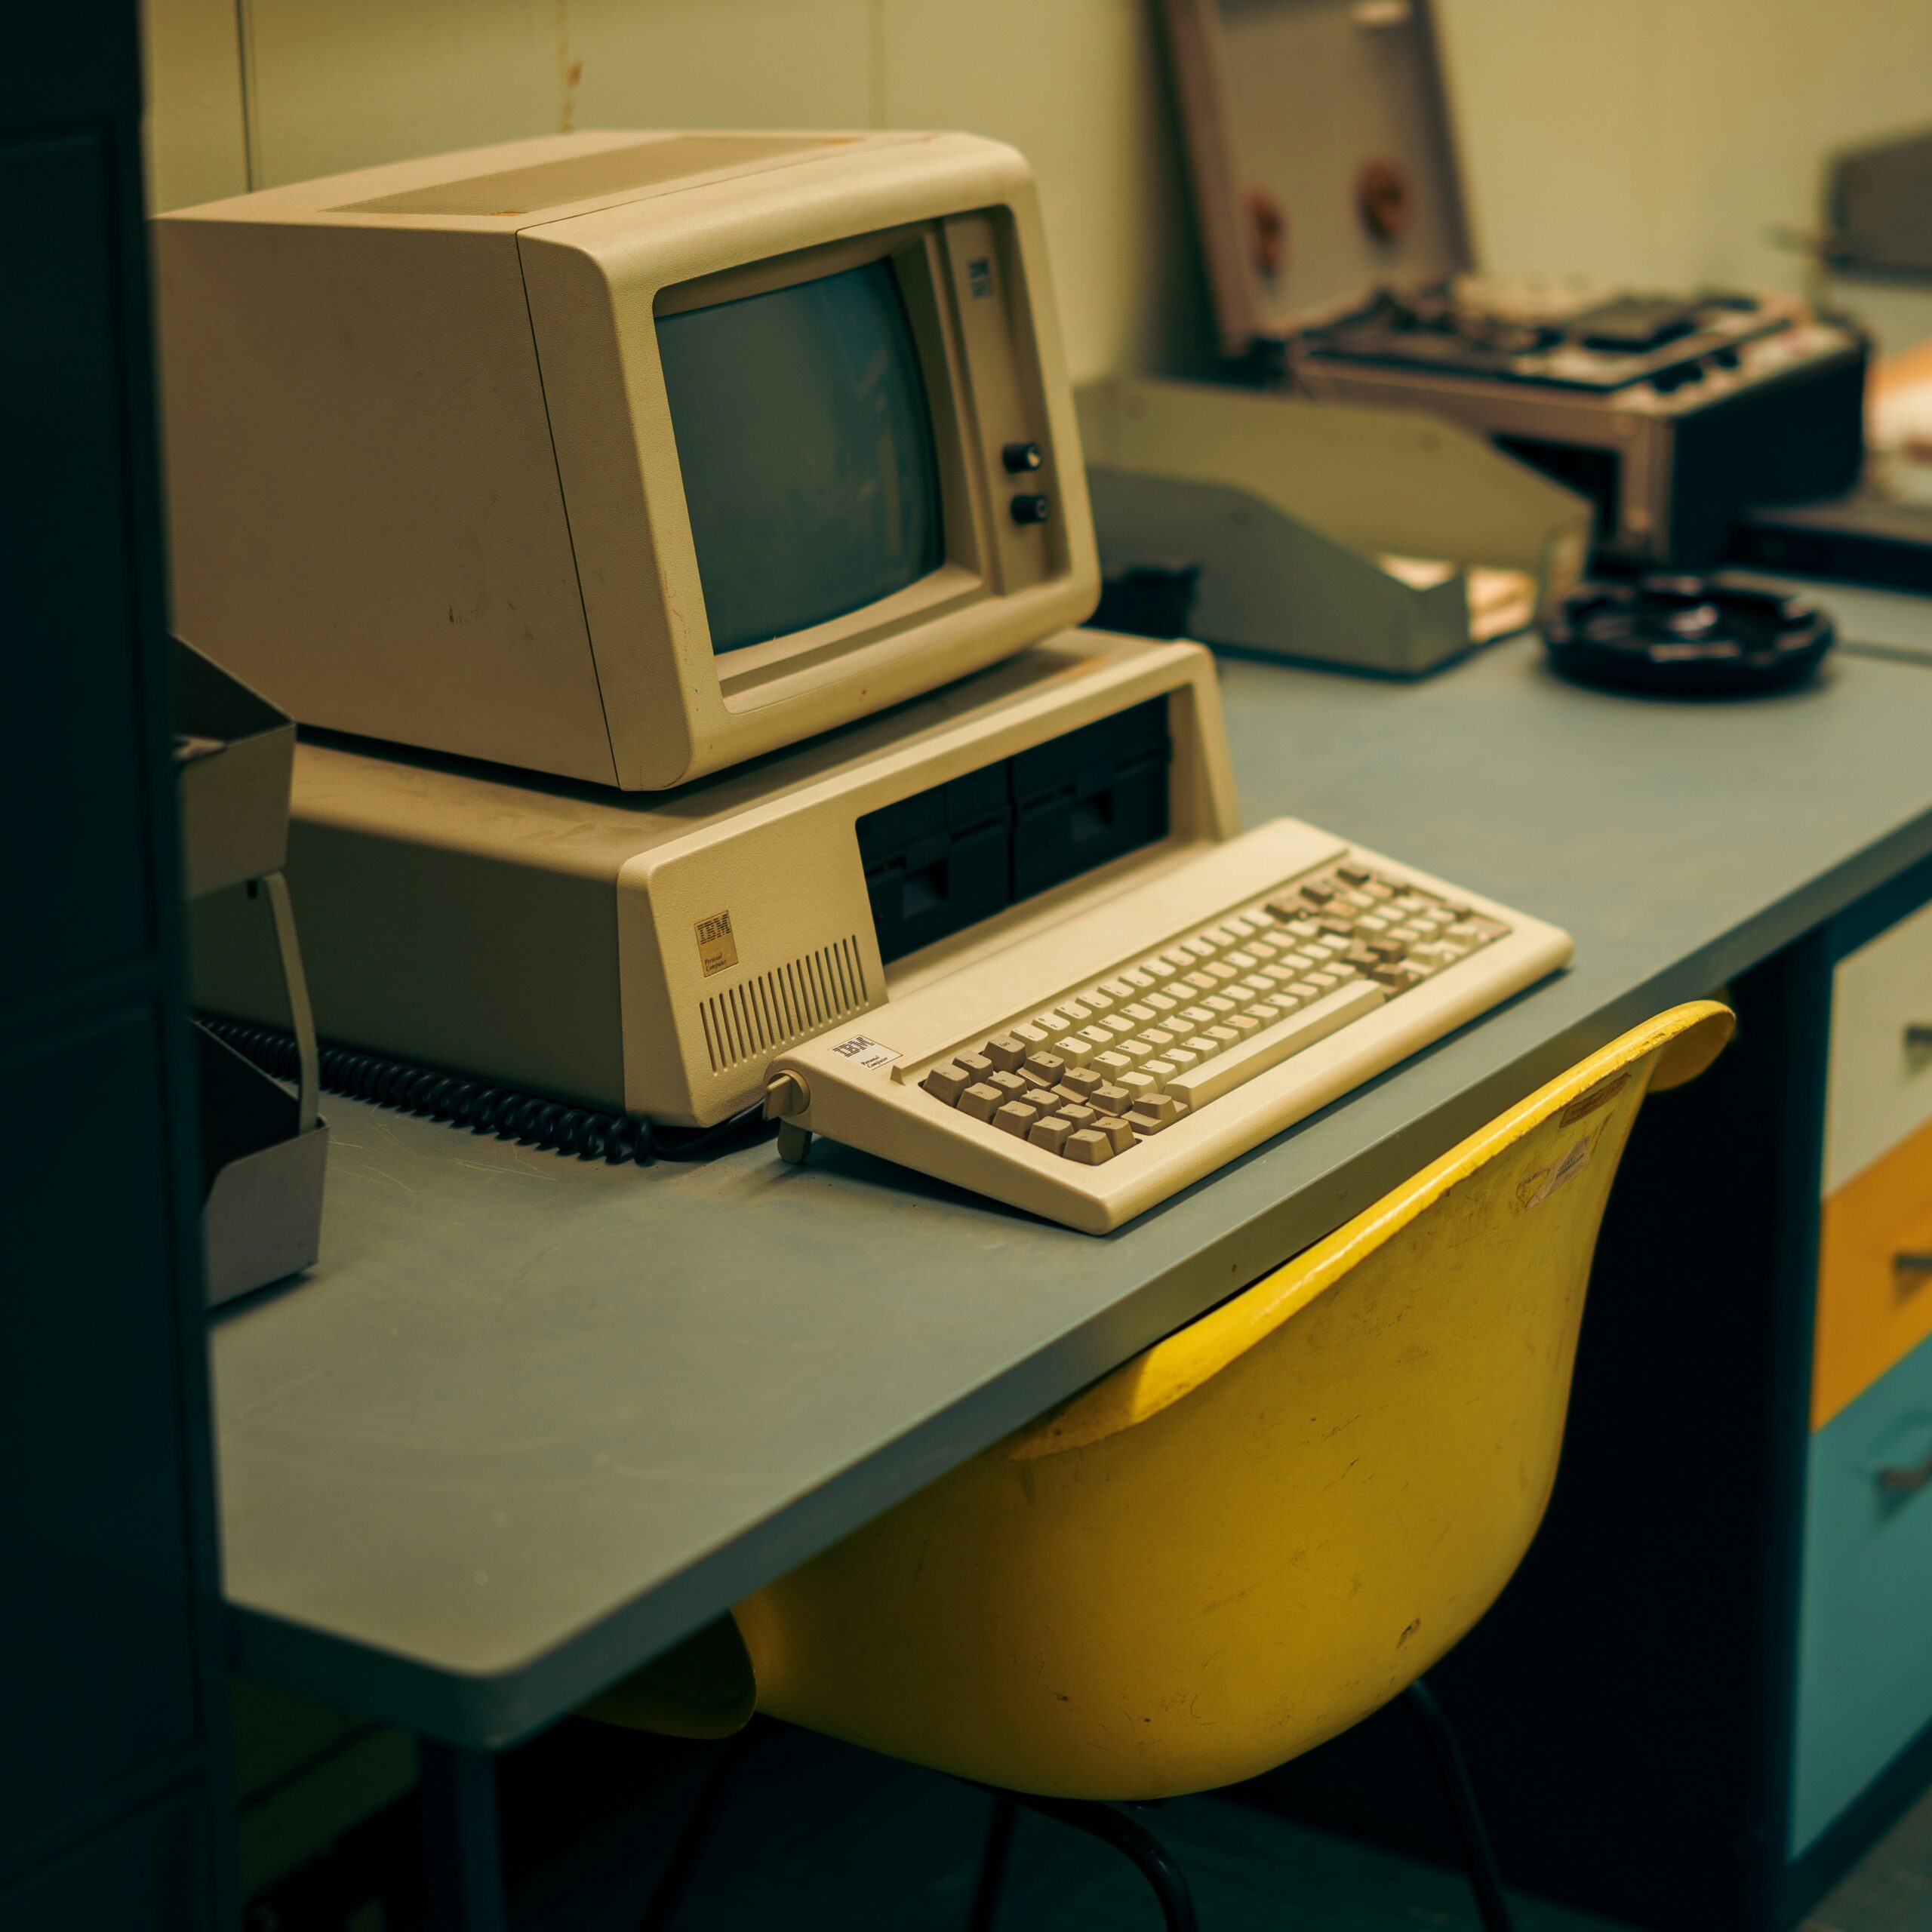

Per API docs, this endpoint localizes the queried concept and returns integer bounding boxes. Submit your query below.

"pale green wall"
[1436,0,1932,352]
[142,0,1932,379]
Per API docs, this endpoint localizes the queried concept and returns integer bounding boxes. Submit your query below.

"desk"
[214,582,1932,1927]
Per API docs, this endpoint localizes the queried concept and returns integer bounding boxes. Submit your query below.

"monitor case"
[1160,0,1868,568]
[154,131,1097,792]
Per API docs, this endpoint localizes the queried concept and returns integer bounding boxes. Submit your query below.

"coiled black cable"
[197,1015,771,1166]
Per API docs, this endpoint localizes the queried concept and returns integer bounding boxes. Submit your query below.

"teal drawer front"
[1792,1332,1932,1852]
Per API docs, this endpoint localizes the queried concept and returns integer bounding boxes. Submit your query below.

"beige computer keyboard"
[766,818,1572,1232]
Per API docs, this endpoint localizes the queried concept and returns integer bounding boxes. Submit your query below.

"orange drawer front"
[1817,1112,1932,1428]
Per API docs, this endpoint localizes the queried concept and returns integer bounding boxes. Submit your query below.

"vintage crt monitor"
[153,130,1096,789]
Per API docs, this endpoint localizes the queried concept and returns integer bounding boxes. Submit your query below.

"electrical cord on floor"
[197,1015,773,1166]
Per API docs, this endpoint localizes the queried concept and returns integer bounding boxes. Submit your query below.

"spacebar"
[1167,982,1387,1109]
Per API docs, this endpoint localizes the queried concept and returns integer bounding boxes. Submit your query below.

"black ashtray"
[1544,575,1835,695]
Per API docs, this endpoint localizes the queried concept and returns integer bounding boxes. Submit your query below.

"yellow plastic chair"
[595,1001,1733,1930]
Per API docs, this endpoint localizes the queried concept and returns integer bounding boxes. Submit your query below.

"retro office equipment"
[1079,374,1589,675]
[153,130,1097,789]
[195,632,1571,1233]
[1160,0,1868,569]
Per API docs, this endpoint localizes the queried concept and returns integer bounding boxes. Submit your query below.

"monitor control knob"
[1002,441,1044,474]
[1009,492,1051,526]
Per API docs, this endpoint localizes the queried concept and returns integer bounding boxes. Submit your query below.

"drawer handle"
[1894,1253,1932,1291]
[1878,1452,1932,1495]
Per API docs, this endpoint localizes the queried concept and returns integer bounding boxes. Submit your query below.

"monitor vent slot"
[700,936,869,1075]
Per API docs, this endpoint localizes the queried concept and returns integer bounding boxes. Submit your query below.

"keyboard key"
[994,1100,1041,1136]
[959,1083,1002,1122]
[1063,1127,1114,1165]
[1058,1103,1099,1128]
[1061,1065,1105,1098]
[1337,863,1371,886]
[1121,968,1157,991]
[1060,1001,1092,1023]
[1243,1004,1276,1024]
[1117,1069,1159,1102]
[1141,1059,1177,1087]
[1099,978,1134,1000]
[1184,971,1218,993]
[1167,982,1386,1109]
[1031,1011,1070,1037]
[1027,1115,1075,1155]
[922,1063,972,1103]
[1057,1033,1097,1068]
[1130,1094,1188,1133]
[1370,962,1429,992]
[1205,1026,1242,1047]
[1022,1051,1066,1085]
[1203,994,1238,1014]
[1095,1115,1138,1154]
[1100,1014,1134,1036]
[1189,1034,1221,1062]
[1092,1081,1133,1113]
[989,1072,1028,1100]
[1012,1021,1050,1048]
[956,1051,995,1081]
[1225,1013,1262,1035]
[1084,990,1115,1013]
[1022,1088,1061,1110]
[986,1034,1026,1072]
[1144,990,1178,1013]
[1240,975,1274,996]
[1094,1051,1134,1078]
[1140,956,1178,981]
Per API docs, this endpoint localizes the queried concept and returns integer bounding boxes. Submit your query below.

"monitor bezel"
[515,132,1099,789]
[651,220,1008,715]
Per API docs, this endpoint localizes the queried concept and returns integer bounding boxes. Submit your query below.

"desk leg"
[420,1741,507,1932]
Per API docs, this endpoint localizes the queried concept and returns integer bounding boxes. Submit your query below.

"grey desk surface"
[214,577,1932,1750]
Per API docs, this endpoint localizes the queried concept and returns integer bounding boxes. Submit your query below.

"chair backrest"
[717,1004,1730,1800]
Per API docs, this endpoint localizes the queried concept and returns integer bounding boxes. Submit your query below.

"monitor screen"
[658,259,946,655]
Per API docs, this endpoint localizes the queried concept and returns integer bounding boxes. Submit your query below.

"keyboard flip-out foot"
[777,1121,813,1165]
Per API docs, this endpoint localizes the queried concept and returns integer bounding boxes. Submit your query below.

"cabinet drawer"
[1826,895,1932,1195]
[1817,1115,1932,1426]
[1792,1334,1932,1854]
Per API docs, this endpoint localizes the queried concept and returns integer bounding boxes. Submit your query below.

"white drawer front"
[1828,896,1932,1195]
